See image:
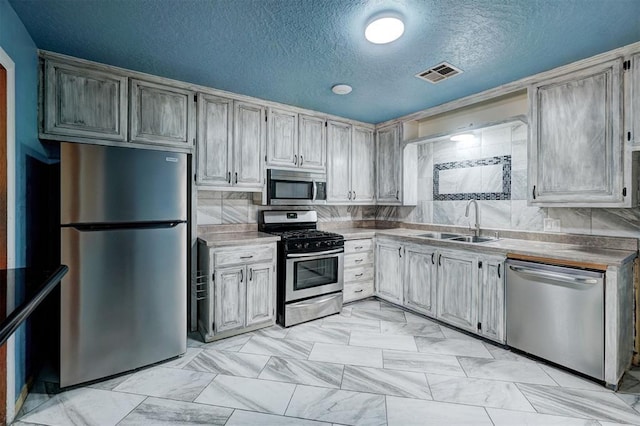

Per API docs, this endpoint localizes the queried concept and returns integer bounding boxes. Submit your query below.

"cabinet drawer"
[214,245,274,267]
[345,252,374,268]
[344,281,374,303]
[345,239,374,254]
[344,266,374,283]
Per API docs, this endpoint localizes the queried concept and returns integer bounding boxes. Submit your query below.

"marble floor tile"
[383,350,466,376]
[539,364,610,392]
[113,366,215,401]
[321,316,381,332]
[517,383,640,424]
[342,365,432,400]
[618,372,640,394]
[458,357,556,385]
[259,356,344,388]
[187,332,204,348]
[341,305,354,317]
[617,393,640,413]
[350,331,417,351]
[251,324,289,339]
[285,323,351,345]
[427,374,535,411]
[160,347,202,369]
[194,374,296,415]
[404,311,440,324]
[88,373,134,391]
[18,381,57,416]
[482,343,536,363]
[118,396,233,425]
[225,410,332,426]
[19,388,145,426]
[200,334,253,352]
[184,349,270,377]
[440,326,477,341]
[285,385,387,425]
[380,320,444,338]
[386,395,493,426]
[349,300,381,311]
[350,308,406,323]
[486,407,601,425]
[240,336,314,359]
[415,337,492,358]
[309,343,383,368]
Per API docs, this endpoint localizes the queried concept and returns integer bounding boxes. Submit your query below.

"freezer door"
[60,223,187,387]
[61,143,187,224]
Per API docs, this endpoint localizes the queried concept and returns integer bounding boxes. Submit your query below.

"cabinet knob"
[235,172,238,184]
[396,190,399,200]
[353,191,356,200]
[294,154,298,165]
[532,185,536,200]
[398,247,402,258]
[227,171,231,184]
[240,269,243,282]
[300,156,304,166]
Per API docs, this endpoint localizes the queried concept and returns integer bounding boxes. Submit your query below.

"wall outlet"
[543,218,561,232]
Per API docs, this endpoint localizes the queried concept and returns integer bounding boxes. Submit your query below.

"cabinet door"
[233,101,266,188]
[214,266,246,333]
[351,126,376,204]
[376,123,402,204]
[43,60,127,141]
[197,94,233,186]
[246,262,275,326]
[479,257,505,343]
[631,54,640,145]
[267,108,298,168]
[375,241,403,304]
[529,59,623,205]
[436,250,478,333]
[130,79,194,146]
[326,121,352,203]
[298,114,326,171]
[404,244,437,317]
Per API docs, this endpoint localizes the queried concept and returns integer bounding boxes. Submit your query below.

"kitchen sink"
[449,236,498,243]
[416,232,463,239]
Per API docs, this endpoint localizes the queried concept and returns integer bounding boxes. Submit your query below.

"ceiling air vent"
[415,62,463,84]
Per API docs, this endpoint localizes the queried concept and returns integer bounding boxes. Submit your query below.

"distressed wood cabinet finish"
[196,94,233,186]
[130,79,195,146]
[376,123,402,204]
[43,60,128,141]
[375,240,403,304]
[327,121,352,203]
[404,244,437,317]
[631,54,640,145]
[479,256,505,343]
[267,108,298,168]
[351,126,376,203]
[529,59,624,206]
[213,266,246,333]
[245,262,275,326]
[234,101,266,189]
[343,238,375,303]
[436,250,478,333]
[298,114,326,171]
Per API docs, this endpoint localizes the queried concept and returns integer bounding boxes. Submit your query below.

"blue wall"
[0,0,45,400]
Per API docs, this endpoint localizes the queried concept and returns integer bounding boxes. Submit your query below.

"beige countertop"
[198,231,280,247]
[331,227,636,268]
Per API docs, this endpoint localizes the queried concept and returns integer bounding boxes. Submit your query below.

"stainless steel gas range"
[259,211,344,327]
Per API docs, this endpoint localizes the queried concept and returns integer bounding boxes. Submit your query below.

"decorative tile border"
[433,155,512,201]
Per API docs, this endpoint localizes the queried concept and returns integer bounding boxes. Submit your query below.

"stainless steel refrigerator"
[60,143,187,387]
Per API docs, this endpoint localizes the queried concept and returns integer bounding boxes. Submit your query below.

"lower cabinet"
[198,242,277,342]
[374,238,506,343]
[343,238,375,303]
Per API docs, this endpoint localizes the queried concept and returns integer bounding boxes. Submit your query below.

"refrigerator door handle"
[66,221,184,232]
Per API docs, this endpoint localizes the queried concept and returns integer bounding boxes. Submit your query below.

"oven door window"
[271,180,313,200]
[294,257,338,290]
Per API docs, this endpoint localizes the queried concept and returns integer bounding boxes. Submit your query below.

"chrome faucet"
[465,199,480,237]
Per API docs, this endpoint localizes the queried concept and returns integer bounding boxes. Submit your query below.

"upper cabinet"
[42,59,128,141]
[326,122,376,204]
[630,53,640,146]
[529,58,625,207]
[376,123,402,204]
[233,101,266,188]
[130,79,195,147]
[196,94,233,186]
[266,111,326,172]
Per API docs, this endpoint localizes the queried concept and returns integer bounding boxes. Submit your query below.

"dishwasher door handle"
[508,265,599,285]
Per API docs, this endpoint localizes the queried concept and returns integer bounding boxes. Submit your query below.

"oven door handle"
[290,294,340,308]
[287,248,344,258]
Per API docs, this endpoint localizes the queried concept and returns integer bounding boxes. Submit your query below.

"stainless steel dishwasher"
[506,259,604,380]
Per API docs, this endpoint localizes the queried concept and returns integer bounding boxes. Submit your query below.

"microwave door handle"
[312,181,317,201]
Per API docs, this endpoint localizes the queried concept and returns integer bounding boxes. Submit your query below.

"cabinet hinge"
[477,322,482,331]
[624,60,631,71]
[478,261,482,268]
[623,187,627,197]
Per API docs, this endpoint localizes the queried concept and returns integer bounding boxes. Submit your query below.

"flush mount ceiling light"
[450,133,476,142]
[365,17,404,44]
[332,84,353,95]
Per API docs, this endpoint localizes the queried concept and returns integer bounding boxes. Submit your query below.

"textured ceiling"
[8,0,640,123]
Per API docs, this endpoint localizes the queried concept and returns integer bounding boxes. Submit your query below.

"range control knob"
[304,242,309,248]
[295,243,303,250]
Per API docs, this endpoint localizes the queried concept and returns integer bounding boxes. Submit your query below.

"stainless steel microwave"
[266,169,327,205]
